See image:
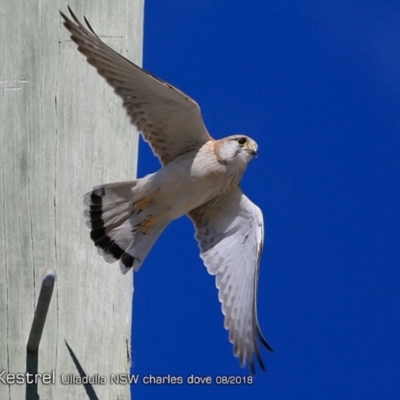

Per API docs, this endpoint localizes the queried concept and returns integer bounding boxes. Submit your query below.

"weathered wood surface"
[0,1,143,398]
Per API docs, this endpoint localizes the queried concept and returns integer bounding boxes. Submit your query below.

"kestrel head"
[215,135,258,167]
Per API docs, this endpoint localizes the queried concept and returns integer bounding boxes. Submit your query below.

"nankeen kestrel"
[62,7,273,374]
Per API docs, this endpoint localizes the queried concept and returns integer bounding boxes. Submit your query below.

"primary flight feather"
[61,7,273,374]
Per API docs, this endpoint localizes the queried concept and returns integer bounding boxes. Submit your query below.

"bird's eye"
[237,137,247,146]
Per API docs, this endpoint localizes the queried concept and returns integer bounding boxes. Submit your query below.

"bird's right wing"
[188,188,273,374]
[61,7,212,166]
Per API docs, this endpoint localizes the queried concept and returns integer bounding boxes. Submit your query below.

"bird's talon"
[132,195,153,214]
[132,215,155,234]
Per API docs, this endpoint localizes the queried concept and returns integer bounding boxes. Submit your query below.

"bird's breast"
[152,149,242,219]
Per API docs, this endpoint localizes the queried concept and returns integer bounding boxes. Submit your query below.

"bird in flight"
[61,7,273,374]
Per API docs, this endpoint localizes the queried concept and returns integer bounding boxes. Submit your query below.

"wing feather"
[61,7,212,165]
[189,188,273,374]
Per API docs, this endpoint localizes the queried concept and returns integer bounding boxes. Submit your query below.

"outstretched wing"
[61,7,212,166]
[189,188,273,374]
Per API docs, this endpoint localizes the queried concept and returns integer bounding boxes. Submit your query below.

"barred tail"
[83,180,168,273]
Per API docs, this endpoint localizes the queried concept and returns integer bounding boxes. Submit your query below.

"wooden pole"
[0,2,143,398]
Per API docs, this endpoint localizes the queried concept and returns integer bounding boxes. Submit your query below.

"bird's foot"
[132,195,152,214]
[132,215,156,234]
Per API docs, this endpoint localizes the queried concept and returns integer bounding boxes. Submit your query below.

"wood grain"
[0,1,143,398]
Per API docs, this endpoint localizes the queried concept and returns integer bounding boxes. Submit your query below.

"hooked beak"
[249,149,258,157]
[247,143,258,157]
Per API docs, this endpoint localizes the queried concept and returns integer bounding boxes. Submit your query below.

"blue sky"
[130,1,400,399]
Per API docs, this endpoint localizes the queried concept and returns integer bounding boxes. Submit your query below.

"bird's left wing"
[61,7,212,166]
[188,187,273,374]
